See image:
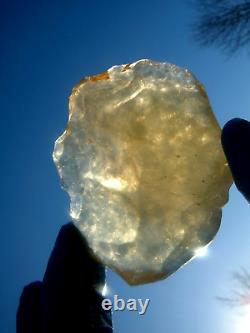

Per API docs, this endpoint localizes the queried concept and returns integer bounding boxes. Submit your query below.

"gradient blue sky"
[1,1,250,332]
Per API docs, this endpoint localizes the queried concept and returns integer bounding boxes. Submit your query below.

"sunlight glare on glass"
[96,283,109,296]
[194,246,209,258]
[102,283,109,296]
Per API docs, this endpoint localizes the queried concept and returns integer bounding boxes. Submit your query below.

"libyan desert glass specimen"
[53,59,232,285]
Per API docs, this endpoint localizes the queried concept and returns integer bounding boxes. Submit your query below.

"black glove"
[221,118,250,203]
[17,223,113,333]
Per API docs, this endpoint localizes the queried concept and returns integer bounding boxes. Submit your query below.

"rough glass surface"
[53,59,232,285]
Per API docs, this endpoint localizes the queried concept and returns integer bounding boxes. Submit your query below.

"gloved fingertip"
[221,118,250,203]
[222,118,250,149]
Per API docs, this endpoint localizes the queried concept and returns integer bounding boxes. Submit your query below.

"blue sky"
[1,1,250,332]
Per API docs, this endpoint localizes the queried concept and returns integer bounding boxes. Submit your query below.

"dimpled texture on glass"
[53,59,232,285]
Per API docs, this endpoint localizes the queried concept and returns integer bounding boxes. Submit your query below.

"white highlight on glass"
[194,246,209,258]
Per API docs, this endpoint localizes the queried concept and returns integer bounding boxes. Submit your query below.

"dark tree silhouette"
[217,268,250,308]
[192,0,250,54]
